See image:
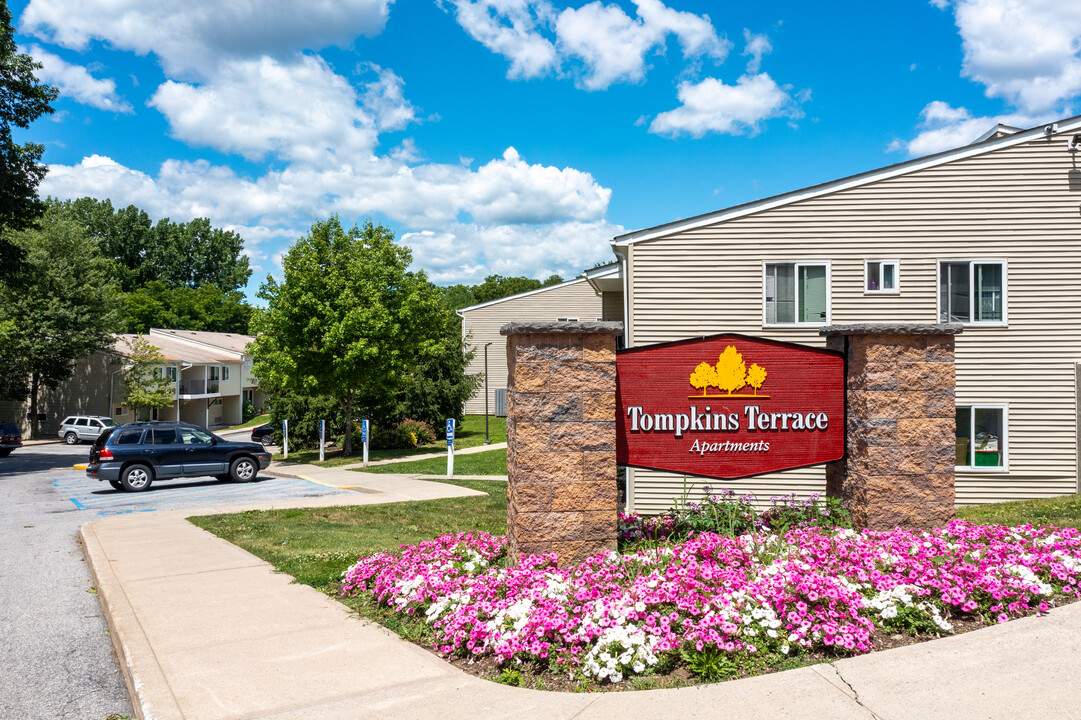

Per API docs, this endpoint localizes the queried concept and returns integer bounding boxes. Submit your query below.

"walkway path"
[82,463,1081,720]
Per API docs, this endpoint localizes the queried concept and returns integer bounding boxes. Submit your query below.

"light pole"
[484,341,493,444]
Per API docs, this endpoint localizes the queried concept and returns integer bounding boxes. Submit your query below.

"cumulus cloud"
[891,101,1042,156]
[891,1,1079,157]
[20,0,392,76]
[148,56,413,164]
[40,145,617,283]
[937,0,1081,115]
[741,30,772,73]
[444,0,728,90]
[442,0,559,79]
[29,45,132,112]
[649,73,803,138]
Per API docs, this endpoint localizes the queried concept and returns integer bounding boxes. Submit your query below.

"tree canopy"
[0,4,57,269]
[0,203,120,435]
[441,273,564,310]
[250,217,447,454]
[121,336,175,415]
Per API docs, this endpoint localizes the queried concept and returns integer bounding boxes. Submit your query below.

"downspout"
[612,244,631,513]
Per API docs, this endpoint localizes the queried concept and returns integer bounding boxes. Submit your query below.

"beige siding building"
[459,278,604,415]
[604,117,1081,514]
[0,329,262,435]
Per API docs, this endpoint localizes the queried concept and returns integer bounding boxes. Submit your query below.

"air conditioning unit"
[494,389,508,418]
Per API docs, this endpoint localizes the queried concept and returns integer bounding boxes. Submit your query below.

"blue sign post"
[282,419,289,460]
[318,419,326,462]
[361,419,370,466]
[446,418,455,477]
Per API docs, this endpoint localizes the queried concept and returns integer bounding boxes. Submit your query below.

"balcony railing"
[179,379,220,395]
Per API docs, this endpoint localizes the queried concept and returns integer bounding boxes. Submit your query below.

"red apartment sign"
[616,334,845,480]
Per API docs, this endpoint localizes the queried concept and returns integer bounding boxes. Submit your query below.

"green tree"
[121,281,252,334]
[250,217,446,455]
[0,205,120,437]
[470,273,564,305]
[0,5,57,270]
[440,284,476,311]
[120,336,175,416]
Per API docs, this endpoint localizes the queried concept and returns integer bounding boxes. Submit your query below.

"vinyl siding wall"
[625,133,1081,514]
[602,290,624,322]
[461,279,604,414]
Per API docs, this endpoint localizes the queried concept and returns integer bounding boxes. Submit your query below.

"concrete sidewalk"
[83,488,1081,720]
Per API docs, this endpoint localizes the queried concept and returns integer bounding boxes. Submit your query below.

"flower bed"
[341,522,1081,687]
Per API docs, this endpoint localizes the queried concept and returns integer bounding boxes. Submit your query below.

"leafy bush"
[400,418,436,445]
[242,400,260,422]
[759,493,851,534]
[265,389,340,451]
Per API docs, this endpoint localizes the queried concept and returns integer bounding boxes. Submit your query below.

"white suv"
[59,415,119,445]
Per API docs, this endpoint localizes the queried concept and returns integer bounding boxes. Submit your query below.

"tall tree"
[0,205,120,436]
[121,281,252,334]
[120,336,175,417]
[0,4,57,269]
[470,273,564,305]
[250,217,445,454]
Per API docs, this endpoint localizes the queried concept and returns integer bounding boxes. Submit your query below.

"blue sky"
[10,1,1081,296]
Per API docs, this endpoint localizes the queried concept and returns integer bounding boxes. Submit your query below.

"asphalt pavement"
[0,439,358,720]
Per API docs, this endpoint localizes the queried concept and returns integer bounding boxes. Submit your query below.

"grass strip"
[355,448,506,475]
[955,494,1081,530]
[188,478,507,591]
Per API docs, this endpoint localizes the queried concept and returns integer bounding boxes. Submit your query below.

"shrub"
[399,418,436,445]
[759,492,851,534]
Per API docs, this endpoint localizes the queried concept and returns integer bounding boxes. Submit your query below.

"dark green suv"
[86,421,272,492]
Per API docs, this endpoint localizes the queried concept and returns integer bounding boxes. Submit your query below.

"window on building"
[209,366,220,381]
[556,317,579,322]
[865,260,899,293]
[956,405,1006,469]
[221,366,229,381]
[764,262,829,325]
[939,261,1005,324]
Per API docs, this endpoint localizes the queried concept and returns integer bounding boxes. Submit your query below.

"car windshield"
[102,419,119,427]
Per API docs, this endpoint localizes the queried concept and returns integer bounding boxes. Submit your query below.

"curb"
[81,520,182,720]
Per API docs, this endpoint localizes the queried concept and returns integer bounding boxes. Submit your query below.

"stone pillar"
[820,324,962,530]
[500,321,623,567]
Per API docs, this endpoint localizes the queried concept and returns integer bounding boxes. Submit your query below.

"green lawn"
[356,448,507,475]
[956,494,1081,530]
[188,478,507,591]
[274,414,507,467]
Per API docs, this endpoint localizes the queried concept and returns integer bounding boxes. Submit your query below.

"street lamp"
[484,342,493,444]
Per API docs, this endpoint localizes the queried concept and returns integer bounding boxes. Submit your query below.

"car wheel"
[108,480,124,491]
[120,464,153,492]
[260,435,274,448]
[64,432,79,445]
[229,456,258,483]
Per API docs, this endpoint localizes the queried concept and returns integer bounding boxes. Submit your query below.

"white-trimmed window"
[938,260,1006,325]
[865,260,899,293]
[956,404,1007,470]
[557,317,579,322]
[764,262,830,326]
[222,366,230,381]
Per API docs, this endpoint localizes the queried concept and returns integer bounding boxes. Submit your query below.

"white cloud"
[40,145,616,284]
[442,0,559,79]
[444,0,728,90]
[20,0,393,77]
[741,30,772,73]
[555,0,728,90]
[148,56,413,164]
[935,0,1081,115]
[894,101,1044,156]
[649,73,803,138]
[28,45,132,113]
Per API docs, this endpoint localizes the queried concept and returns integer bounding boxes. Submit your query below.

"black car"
[251,423,275,447]
[87,421,272,492]
[0,422,22,458]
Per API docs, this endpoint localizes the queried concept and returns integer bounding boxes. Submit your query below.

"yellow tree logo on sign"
[688,345,769,398]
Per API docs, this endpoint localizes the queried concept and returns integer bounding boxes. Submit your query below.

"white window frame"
[864,259,900,294]
[762,261,832,328]
[937,259,1008,327]
[955,403,1009,472]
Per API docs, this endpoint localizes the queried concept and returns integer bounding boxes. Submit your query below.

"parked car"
[59,415,119,445]
[251,423,275,447]
[0,422,22,457]
[86,421,272,492]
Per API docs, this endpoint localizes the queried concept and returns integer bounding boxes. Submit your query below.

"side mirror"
[211,437,218,445]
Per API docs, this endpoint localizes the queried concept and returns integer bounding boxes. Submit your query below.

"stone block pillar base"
[821,324,962,531]
[500,321,623,568]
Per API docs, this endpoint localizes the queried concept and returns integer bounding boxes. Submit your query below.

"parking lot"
[0,441,355,720]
